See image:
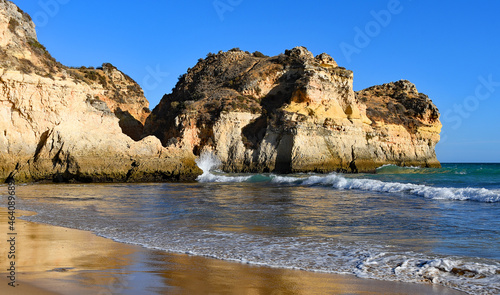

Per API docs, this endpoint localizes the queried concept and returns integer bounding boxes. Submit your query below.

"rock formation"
[0,0,200,183]
[1,0,441,182]
[144,47,442,173]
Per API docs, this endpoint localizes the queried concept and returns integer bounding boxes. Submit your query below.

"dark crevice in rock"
[114,108,144,141]
[5,162,20,183]
[241,115,267,150]
[274,134,294,173]
[349,146,358,173]
[51,143,65,168]
[125,160,140,181]
[33,129,50,162]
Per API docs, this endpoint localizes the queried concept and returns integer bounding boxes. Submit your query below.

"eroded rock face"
[145,47,441,173]
[0,0,441,180]
[0,1,200,182]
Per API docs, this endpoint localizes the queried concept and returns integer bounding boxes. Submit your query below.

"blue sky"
[12,0,500,162]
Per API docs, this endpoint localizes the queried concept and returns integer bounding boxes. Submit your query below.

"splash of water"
[195,151,222,180]
[195,152,255,183]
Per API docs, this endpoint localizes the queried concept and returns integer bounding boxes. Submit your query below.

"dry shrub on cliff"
[8,18,18,33]
[98,74,107,87]
[84,70,98,81]
[253,51,268,58]
[0,47,7,60]
[18,58,33,74]
[26,38,64,73]
[16,5,31,22]
[68,69,85,84]
[357,80,440,132]
[28,38,48,55]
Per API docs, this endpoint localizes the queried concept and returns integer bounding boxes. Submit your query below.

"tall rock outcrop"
[144,47,441,173]
[0,0,200,182]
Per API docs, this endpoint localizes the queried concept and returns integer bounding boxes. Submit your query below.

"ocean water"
[2,156,500,294]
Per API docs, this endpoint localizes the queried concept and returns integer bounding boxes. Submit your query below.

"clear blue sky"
[13,0,500,163]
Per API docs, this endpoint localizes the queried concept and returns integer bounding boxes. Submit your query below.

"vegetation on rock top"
[356,80,440,131]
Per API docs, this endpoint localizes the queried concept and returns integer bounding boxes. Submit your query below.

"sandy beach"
[0,208,466,295]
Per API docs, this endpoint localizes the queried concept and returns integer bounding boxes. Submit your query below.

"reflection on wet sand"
[148,251,465,295]
[0,209,138,294]
[0,209,464,295]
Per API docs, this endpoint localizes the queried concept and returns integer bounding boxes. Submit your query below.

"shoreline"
[1,208,465,294]
[1,162,450,184]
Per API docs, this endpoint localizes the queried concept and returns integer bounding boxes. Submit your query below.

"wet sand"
[0,208,465,294]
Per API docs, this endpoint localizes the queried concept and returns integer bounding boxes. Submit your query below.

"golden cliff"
[144,47,441,173]
[1,0,441,182]
[0,0,200,182]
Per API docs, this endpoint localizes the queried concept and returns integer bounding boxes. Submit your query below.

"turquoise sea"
[3,157,500,294]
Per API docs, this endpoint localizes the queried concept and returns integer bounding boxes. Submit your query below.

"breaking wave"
[195,154,500,203]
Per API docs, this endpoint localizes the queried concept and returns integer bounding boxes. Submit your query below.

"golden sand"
[0,208,464,294]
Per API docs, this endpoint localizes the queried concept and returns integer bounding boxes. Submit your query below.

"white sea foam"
[304,174,500,203]
[312,174,500,202]
[195,151,221,175]
[269,175,304,184]
[198,173,252,183]
[376,164,422,171]
[354,251,500,293]
[195,152,252,182]
[197,165,500,202]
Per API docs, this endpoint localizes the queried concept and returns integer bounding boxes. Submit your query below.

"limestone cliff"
[144,47,441,173]
[0,0,200,182]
